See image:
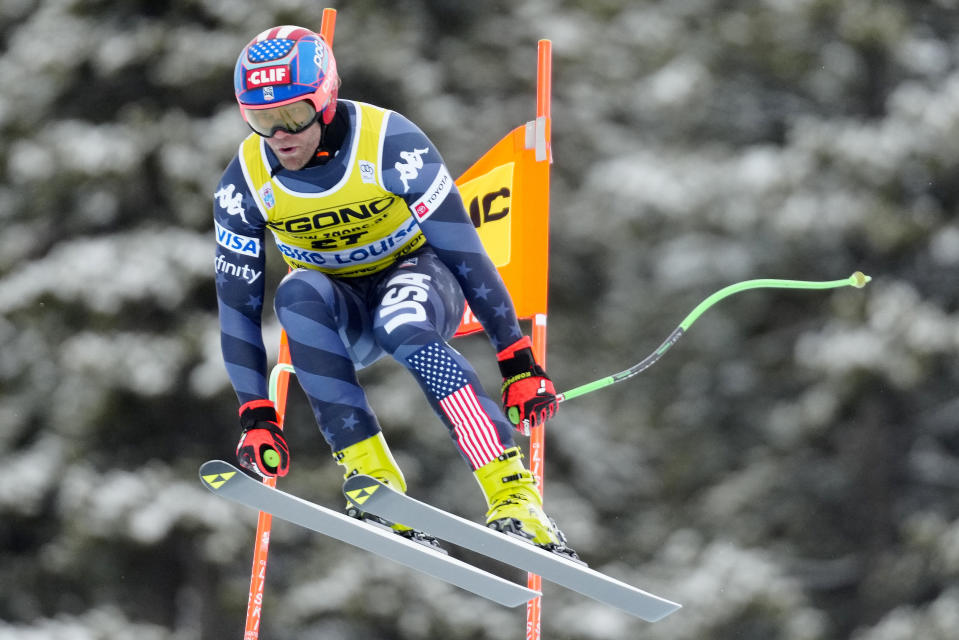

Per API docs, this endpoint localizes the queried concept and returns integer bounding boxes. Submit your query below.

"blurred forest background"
[2,0,959,638]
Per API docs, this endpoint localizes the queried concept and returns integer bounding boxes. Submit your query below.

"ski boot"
[334,433,444,552]
[474,446,579,560]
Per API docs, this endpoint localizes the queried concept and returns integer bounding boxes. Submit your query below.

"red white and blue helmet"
[233,25,339,125]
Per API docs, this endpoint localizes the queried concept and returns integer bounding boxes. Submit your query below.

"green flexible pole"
[556,271,871,404]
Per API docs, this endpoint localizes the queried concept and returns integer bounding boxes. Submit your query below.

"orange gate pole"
[526,38,552,640]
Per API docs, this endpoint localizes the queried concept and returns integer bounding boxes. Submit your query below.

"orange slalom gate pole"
[242,11,336,639]
[319,7,337,45]
[243,334,293,639]
[527,316,548,640]
[526,38,552,640]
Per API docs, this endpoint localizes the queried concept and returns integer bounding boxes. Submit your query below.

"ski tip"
[515,589,543,607]
[199,460,240,492]
[199,459,230,474]
[645,600,682,622]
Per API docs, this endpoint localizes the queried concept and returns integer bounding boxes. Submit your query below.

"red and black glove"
[497,336,557,436]
[236,399,290,478]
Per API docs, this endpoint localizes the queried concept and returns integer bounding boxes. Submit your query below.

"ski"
[344,474,682,622]
[198,460,540,608]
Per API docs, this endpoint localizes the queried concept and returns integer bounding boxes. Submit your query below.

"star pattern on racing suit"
[213,100,522,469]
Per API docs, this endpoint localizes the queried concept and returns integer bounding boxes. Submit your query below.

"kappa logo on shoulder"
[395,147,429,192]
[215,183,250,224]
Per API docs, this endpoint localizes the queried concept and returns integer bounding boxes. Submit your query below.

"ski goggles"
[243,100,318,138]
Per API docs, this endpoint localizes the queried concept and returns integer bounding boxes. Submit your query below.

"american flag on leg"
[408,343,505,469]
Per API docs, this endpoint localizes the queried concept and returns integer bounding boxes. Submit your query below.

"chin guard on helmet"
[234,25,340,129]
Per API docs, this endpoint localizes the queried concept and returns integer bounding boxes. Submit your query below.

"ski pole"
[555,271,871,404]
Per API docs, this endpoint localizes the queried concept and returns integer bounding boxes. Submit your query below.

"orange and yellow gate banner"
[454,116,551,335]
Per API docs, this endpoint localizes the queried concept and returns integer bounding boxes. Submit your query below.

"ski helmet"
[234,25,339,132]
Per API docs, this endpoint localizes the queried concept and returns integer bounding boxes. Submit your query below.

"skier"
[214,25,574,555]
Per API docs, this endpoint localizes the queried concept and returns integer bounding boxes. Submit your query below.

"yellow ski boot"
[334,433,442,551]
[474,447,578,559]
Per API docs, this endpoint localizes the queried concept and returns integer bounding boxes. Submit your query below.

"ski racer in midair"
[214,25,574,555]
